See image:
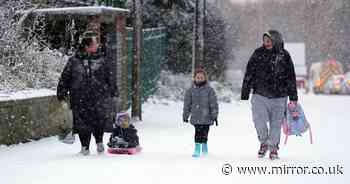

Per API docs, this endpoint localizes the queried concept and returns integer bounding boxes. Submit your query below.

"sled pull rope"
[284,133,289,145]
[283,118,289,145]
[309,124,314,144]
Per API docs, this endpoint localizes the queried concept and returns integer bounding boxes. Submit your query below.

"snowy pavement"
[0,93,349,184]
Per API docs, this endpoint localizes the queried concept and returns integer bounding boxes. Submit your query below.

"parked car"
[320,74,350,95]
[324,75,344,94]
[311,60,344,94]
[341,72,350,94]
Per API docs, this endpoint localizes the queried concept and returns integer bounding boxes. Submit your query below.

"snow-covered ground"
[0,93,349,184]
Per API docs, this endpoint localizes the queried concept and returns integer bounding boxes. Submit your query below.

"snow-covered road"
[0,93,349,184]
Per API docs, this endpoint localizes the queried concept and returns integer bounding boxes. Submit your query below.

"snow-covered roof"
[28,6,129,16]
[126,27,166,32]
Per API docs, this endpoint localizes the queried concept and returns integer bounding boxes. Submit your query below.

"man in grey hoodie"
[241,30,298,160]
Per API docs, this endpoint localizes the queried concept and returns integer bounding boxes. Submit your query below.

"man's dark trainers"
[269,149,279,160]
[258,144,268,158]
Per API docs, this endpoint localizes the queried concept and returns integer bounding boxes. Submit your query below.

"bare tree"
[0,1,67,92]
[192,0,206,75]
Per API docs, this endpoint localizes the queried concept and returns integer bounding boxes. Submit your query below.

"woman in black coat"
[57,31,118,155]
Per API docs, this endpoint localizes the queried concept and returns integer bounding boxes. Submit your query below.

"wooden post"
[115,15,129,112]
[131,0,143,120]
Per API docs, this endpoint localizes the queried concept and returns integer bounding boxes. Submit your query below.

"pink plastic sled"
[107,146,142,155]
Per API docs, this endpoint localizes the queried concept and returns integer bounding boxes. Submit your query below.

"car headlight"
[316,80,322,87]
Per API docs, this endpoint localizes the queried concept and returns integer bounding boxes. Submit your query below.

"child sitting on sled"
[107,112,140,154]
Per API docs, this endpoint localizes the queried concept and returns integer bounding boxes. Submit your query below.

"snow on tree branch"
[0,1,68,93]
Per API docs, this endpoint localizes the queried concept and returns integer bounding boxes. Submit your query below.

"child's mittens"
[212,118,218,126]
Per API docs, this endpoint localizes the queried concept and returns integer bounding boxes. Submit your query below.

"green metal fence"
[126,27,167,103]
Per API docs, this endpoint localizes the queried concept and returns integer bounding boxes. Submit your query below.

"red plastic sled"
[107,146,142,155]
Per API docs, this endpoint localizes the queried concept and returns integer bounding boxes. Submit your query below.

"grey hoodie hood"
[263,30,284,53]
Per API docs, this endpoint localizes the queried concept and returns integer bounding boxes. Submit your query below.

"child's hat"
[116,112,131,127]
[117,112,129,118]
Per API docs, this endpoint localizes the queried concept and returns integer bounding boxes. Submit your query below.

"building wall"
[0,96,69,145]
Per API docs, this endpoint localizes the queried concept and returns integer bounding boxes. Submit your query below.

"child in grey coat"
[183,69,219,157]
